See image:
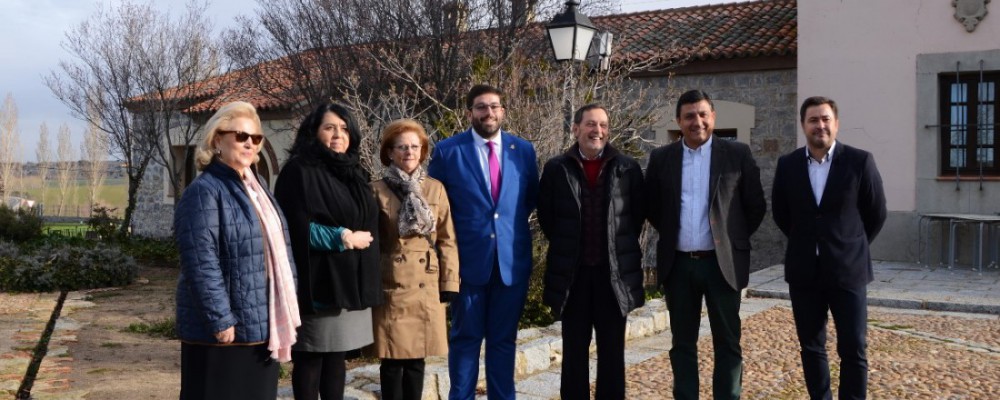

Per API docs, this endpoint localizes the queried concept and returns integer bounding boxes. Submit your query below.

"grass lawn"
[18,176,126,218]
[43,221,93,238]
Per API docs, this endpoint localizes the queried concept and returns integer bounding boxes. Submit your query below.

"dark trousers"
[380,358,426,400]
[665,253,742,400]
[560,263,627,400]
[291,350,346,400]
[789,282,868,400]
[180,342,278,400]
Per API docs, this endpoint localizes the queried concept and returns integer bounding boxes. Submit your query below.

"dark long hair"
[289,102,363,158]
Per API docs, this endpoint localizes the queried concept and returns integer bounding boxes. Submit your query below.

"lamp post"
[546,0,597,135]
[546,0,597,62]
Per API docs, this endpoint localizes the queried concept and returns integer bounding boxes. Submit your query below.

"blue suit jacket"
[428,129,539,286]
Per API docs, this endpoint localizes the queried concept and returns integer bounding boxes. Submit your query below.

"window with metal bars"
[938,71,999,176]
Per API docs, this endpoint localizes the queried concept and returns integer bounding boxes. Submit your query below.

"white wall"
[797,0,1000,212]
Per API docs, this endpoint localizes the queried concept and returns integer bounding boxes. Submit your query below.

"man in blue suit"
[772,96,887,399]
[428,84,539,400]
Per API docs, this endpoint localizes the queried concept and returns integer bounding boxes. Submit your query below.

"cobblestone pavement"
[621,305,1000,399]
[4,262,999,399]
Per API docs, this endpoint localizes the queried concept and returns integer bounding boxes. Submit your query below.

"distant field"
[18,176,127,218]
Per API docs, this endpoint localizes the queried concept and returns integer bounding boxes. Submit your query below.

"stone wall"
[131,164,174,238]
[636,68,799,273]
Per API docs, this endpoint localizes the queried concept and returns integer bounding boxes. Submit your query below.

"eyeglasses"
[394,144,421,152]
[471,103,503,113]
[218,130,264,145]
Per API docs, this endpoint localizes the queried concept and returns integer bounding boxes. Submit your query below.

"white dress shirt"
[678,135,714,252]
[807,141,835,255]
[807,141,836,206]
[472,129,502,193]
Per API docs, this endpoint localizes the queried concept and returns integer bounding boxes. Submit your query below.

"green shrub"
[87,206,121,242]
[0,240,138,292]
[644,287,664,301]
[120,237,178,267]
[520,227,554,329]
[0,205,43,243]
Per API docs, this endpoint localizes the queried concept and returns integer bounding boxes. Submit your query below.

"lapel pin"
[509,144,515,150]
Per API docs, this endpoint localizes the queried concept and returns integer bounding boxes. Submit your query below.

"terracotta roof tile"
[594,0,796,65]
[165,0,796,113]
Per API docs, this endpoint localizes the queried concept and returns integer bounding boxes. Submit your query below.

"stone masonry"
[637,69,799,272]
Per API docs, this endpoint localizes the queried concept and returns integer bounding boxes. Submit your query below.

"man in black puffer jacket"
[538,103,645,400]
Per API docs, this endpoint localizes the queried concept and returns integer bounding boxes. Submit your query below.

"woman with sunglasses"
[174,101,300,400]
[274,102,382,400]
[370,119,459,400]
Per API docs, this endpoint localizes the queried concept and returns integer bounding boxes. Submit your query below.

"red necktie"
[487,141,501,204]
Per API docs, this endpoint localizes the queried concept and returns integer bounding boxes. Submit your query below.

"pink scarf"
[243,170,300,362]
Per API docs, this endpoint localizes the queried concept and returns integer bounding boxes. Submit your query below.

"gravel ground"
[621,306,1000,399]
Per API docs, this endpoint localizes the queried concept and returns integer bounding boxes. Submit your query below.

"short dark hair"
[289,102,362,157]
[676,90,714,119]
[573,103,607,125]
[799,96,839,123]
[466,84,504,110]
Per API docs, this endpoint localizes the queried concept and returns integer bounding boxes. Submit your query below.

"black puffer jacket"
[538,144,645,318]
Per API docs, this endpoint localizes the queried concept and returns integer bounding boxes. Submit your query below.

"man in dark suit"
[772,96,886,400]
[645,90,767,400]
[428,84,538,400]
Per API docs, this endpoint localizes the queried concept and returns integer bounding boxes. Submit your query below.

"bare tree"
[36,122,52,206]
[134,1,223,201]
[223,0,619,121]
[46,0,223,235]
[11,162,24,200]
[55,124,76,216]
[81,119,109,210]
[0,94,20,201]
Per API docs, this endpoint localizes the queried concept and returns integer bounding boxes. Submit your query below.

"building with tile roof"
[133,0,800,272]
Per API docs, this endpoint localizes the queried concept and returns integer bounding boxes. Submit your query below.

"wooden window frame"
[938,71,999,177]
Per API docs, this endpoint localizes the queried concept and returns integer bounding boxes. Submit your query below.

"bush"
[0,205,43,243]
[520,227,554,329]
[120,237,178,267]
[87,206,121,242]
[0,240,139,292]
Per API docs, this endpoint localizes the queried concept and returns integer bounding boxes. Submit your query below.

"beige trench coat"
[370,177,459,359]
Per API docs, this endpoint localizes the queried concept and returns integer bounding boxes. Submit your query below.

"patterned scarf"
[242,169,300,362]
[382,164,436,238]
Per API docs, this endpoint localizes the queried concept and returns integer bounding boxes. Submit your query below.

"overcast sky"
[0,0,743,162]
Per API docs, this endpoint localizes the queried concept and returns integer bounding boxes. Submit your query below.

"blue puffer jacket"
[174,160,294,344]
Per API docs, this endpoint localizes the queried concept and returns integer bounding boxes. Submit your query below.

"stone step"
[278,298,670,400]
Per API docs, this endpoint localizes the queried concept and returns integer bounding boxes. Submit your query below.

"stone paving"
[4,261,999,399]
[0,293,60,398]
[0,292,94,400]
[303,261,1000,399]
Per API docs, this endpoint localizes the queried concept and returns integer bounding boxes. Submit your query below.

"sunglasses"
[218,130,264,145]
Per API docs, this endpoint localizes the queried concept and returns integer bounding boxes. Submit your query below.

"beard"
[471,116,501,138]
[808,130,833,149]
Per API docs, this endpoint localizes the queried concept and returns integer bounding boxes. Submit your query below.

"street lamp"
[546,0,597,136]
[546,0,597,62]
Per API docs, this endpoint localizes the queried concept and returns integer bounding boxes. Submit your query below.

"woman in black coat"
[274,102,382,400]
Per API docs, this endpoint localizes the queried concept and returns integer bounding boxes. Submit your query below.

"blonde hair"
[195,101,264,170]
[379,119,429,166]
